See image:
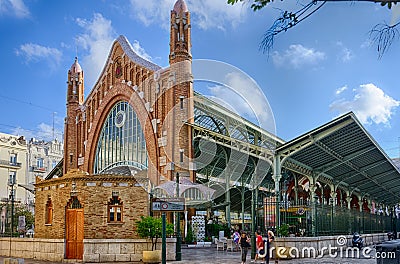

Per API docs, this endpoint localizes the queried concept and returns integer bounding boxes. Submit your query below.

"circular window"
[115,111,126,128]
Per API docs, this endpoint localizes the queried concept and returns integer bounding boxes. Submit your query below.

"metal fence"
[315,204,397,236]
[267,200,399,237]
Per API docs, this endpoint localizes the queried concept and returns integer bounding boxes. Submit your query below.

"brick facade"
[34,0,195,244]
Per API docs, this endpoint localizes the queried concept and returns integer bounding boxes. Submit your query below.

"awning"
[276,112,400,205]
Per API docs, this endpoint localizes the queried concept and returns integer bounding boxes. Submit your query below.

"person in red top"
[254,231,264,262]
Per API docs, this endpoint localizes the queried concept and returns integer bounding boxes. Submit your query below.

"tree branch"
[369,21,400,58]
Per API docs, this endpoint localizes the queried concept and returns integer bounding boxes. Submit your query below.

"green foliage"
[0,204,34,235]
[277,223,290,237]
[227,0,273,11]
[204,236,212,242]
[185,225,194,244]
[136,216,174,250]
[228,0,397,10]
[206,223,230,238]
[15,205,34,232]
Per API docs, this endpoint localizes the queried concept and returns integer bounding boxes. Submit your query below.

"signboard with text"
[151,198,185,212]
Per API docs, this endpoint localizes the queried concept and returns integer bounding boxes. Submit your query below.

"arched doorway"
[65,196,84,259]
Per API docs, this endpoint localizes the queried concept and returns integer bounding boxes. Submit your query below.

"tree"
[136,216,174,251]
[228,0,400,58]
[15,205,34,232]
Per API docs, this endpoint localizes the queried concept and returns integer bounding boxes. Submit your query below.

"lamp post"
[175,172,181,261]
[329,198,334,235]
[8,173,16,237]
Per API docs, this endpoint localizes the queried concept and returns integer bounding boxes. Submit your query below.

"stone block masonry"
[0,238,176,262]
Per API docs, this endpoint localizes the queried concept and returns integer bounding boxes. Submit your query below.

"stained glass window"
[94,101,148,173]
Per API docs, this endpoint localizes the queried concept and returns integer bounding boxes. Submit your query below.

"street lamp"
[175,172,181,261]
[8,173,16,237]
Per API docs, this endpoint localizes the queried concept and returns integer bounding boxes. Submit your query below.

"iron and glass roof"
[276,112,400,205]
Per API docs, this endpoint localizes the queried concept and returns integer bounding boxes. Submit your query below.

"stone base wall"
[83,238,177,263]
[0,237,176,263]
[0,238,64,262]
[274,233,387,258]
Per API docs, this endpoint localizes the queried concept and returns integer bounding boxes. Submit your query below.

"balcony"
[0,159,22,169]
[30,166,47,173]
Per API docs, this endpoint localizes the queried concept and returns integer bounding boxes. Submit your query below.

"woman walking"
[239,231,251,264]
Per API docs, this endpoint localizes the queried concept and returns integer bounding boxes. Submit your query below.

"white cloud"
[335,85,348,95]
[128,0,246,30]
[272,44,325,68]
[360,39,373,49]
[75,13,115,87]
[131,40,153,62]
[12,123,63,142]
[15,43,62,68]
[336,41,353,62]
[75,13,154,87]
[0,0,30,18]
[390,4,400,26]
[330,83,400,126]
[207,72,274,131]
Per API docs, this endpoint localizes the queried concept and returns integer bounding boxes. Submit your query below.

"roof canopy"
[276,112,400,206]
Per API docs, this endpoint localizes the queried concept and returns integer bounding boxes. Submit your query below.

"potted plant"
[185,225,194,245]
[277,223,289,237]
[276,223,291,259]
[136,216,173,263]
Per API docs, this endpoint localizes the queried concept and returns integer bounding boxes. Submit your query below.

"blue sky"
[0,0,400,157]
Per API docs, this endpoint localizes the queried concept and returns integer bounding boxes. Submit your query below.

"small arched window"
[45,197,53,225]
[108,195,123,223]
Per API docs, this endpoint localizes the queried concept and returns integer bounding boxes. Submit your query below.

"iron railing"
[0,160,21,168]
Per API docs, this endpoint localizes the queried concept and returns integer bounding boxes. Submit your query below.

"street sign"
[152,198,185,212]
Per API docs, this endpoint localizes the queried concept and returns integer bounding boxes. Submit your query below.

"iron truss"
[192,93,400,207]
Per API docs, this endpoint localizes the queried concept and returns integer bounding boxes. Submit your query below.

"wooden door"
[66,208,84,259]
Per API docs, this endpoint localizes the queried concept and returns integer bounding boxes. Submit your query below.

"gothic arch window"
[130,69,134,83]
[45,197,53,225]
[107,73,111,88]
[97,91,101,106]
[136,72,141,86]
[67,196,83,209]
[124,65,129,80]
[108,195,123,223]
[93,101,148,173]
[115,60,123,79]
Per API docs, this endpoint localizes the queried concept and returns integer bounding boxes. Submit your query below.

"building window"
[37,158,44,168]
[108,195,123,223]
[10,154,17,165]
[179,96,184,110]
[93,101,148,173]
[45,197,53,225]
[179,149,184,163]
[52,160,57,168]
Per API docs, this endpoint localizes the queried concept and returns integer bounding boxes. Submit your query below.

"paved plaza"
[0,246,382,264]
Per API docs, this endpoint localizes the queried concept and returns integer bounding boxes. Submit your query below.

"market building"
[27,0,400,262]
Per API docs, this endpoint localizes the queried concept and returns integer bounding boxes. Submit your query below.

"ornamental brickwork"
[35,0,195,245]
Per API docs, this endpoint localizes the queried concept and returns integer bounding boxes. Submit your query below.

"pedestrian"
[233,230,240,251]
[254,231,264,263]
[266,230,275,263]
[239,231,251,264]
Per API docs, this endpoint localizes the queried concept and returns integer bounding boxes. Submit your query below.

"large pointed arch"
[84,83,159,184]
[93,101,147,173]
